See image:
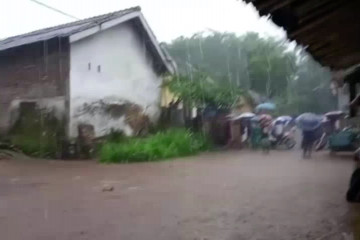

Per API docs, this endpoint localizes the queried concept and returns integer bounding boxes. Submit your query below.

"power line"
[29,0,79,20]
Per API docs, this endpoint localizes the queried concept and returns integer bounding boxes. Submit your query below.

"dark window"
[97,65,101,73]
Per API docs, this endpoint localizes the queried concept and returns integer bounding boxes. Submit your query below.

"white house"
[0,6,176,139]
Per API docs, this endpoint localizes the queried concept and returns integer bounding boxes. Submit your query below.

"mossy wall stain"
[8,102,65,158]
[75,99,151,137]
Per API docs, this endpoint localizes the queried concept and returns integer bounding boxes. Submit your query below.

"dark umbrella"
[296,113,323,131]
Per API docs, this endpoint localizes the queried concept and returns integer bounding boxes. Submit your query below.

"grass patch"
[99,128,211,163]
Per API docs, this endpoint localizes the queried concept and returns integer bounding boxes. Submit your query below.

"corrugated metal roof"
[0,6,140,51]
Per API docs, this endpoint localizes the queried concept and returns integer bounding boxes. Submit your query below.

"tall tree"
[166,32,296,97]
[291,53,337,113]
[166,31,336,114]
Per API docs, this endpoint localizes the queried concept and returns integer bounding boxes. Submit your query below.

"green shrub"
[105,129,126,143]
[99,128,211,163]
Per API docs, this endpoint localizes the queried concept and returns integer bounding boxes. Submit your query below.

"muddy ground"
[0,150,357,240]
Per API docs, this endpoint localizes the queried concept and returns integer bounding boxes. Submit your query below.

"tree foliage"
[284,52,337,114]
[165,72,243,109]
[165,31,337,114]
[166,32,296,97]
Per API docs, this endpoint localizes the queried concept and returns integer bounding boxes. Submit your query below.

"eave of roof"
[243,0,360,70]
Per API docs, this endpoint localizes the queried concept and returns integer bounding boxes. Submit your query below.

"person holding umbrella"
[258,114,273,153]
[296,113,324,158]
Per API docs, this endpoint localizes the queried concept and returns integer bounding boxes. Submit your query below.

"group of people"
[234,113,296,152]
[234,109,360,202]
[234,111,344,158]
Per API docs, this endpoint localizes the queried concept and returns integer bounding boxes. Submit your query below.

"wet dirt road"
[0,151,356,240]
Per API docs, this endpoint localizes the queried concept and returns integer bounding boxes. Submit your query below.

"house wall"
[0,39,69,133]
[69,22,162,137]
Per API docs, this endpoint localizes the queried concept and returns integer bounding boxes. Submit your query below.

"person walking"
[302,129,317,158]
[296,113,323,159]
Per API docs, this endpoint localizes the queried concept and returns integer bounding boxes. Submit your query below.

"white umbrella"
[275,116,292,124]
[229,112,255,121]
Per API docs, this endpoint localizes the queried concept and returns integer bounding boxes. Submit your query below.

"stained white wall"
[8,97,65,130]
[69,23,162,137]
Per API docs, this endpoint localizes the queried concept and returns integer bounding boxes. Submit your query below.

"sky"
[0,0,286,43]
